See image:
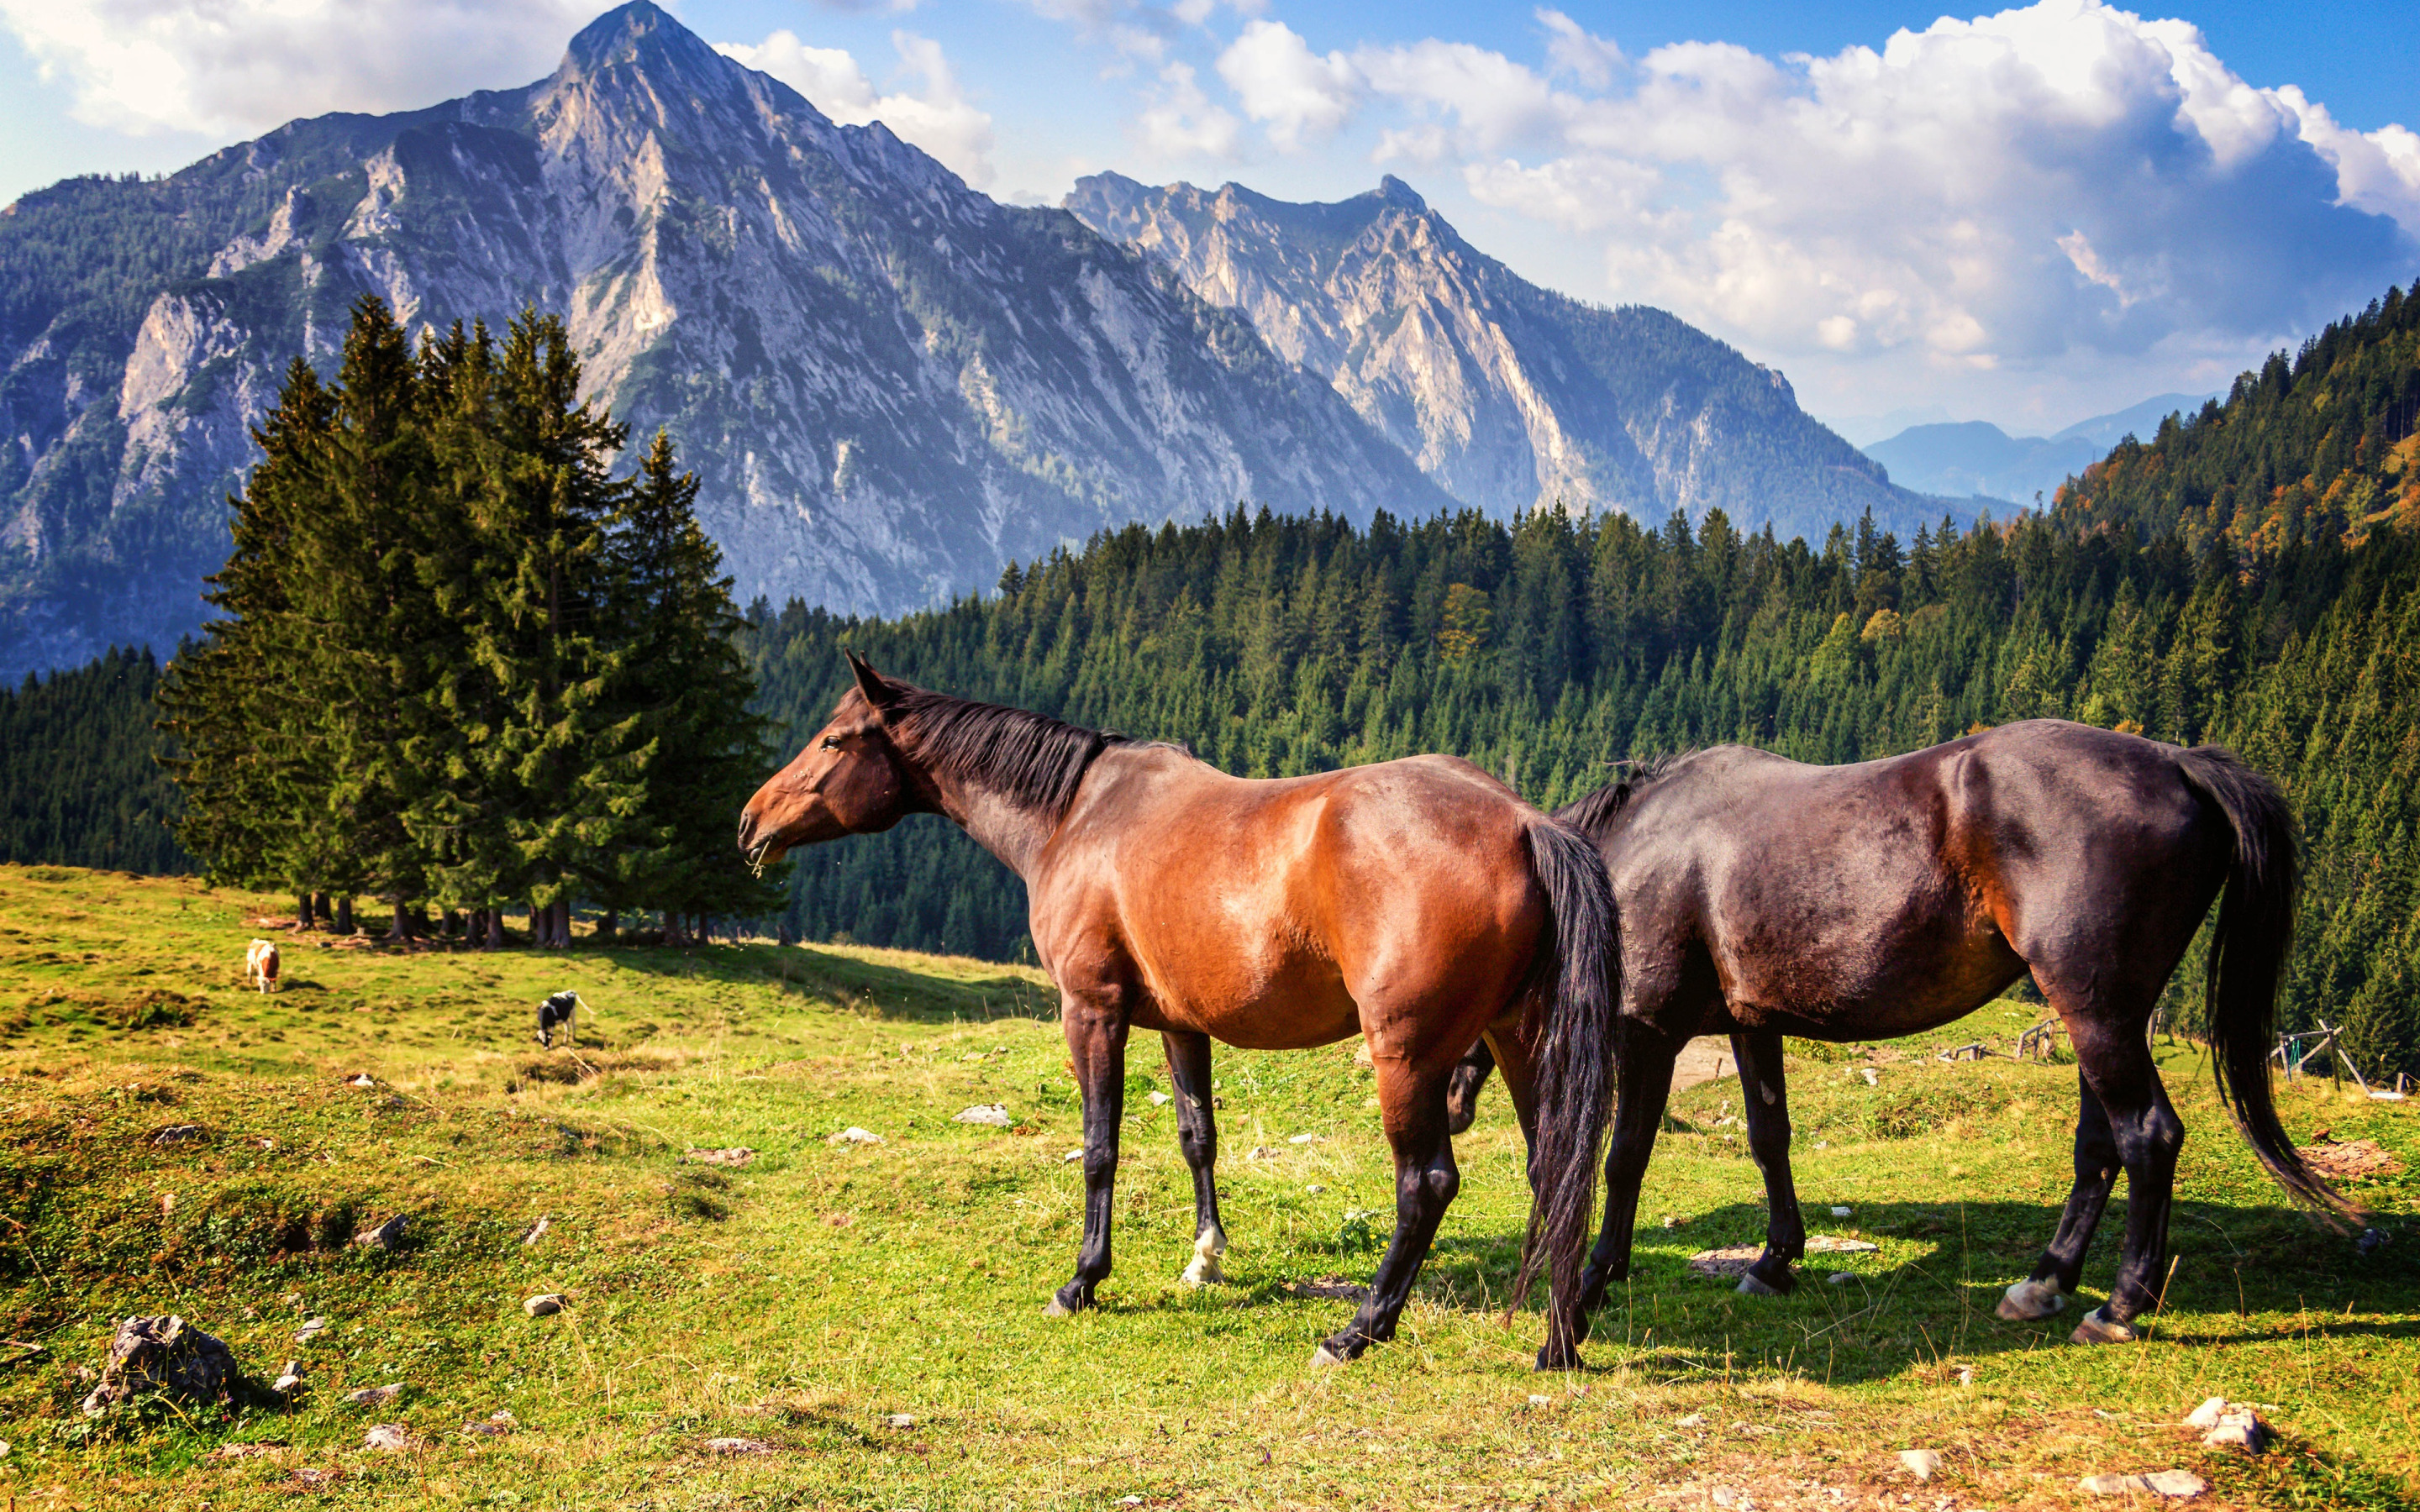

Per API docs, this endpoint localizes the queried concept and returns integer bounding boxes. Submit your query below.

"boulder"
[953,1105,1013,1127]
[523,1294,564,1318]
[363,1424,413,1452]
[353,1215,407,1252]
[345,1383,402,1407]
[80,1315,239,1417]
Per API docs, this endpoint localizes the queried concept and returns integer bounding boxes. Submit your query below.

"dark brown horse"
[736,655,1619,1367]
[1454,720,2349,1343]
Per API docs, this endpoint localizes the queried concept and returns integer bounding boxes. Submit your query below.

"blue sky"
[3,0,2414,436]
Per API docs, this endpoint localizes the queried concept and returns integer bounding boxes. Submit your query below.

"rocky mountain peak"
[555,1,729,92]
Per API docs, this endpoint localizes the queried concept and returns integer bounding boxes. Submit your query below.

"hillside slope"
[1065,173,1942,540]
[0,3,1448,675]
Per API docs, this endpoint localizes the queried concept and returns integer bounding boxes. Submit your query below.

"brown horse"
[1455,720,2350,1345]
[737,654,1619,1368]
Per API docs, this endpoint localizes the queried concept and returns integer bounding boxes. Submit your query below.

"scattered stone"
[885,1413,916,1428]
[1286,1132,1321,1145]
[1120,1497,1146,1507]
[1829,1205,1853,1218]
[1859,1067,1880,1086]
[1662,1215,1680,1229]
[463,1411,518,1437]
[684,1147,757,1168]
[1062,1149,1083,1163]
[347,1074,376,1089]
[1954,1365,1975,1387]
[1709,1486,1747,1508]
[1898,1449,1943,1482]
[1245,1146,1282,1161]
[1674,1414,1706,1428]
[151,1124,206,1147]
[1284,1275,1369,1302]
[353,1215,407,1252]
[1689,1234,1878,1278]
[287,1467,341,1488]
[80,1315,240,1417]
[293,1317,329,1344]
[2079,1470,2207,1498]
[2356,1226,2390,1257]
[828,1126,883,1146]
[954,1105,1013,1127]
[523,1294,563,1318]
[1147,1091,1173,1107]
[1305,1184,1326,1194]
[345,1383,402,1407]
[520,1216,551,1246]
[1827,1273,1856,1286]
[208,1441,285,1460]
[271,1361,304,1397]
[2185,1399,2270,1453]
[706,1436,773,1455]
[363,1424,413,1452]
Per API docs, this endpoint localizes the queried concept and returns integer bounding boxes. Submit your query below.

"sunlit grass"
[0,864,2412,1509]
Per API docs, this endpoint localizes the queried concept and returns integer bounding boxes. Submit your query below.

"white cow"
[245,938,281,992]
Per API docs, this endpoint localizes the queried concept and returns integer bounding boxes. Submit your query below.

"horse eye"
[822,735,843,750]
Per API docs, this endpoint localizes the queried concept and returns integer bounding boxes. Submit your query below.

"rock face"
[1065,173,1939,543]
[80,1315,240,1416]
[0,1,1447,675]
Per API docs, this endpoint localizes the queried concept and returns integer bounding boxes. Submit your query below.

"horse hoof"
[1735,1273,1784,1298]
[1534,1347,1582,1373]
[2069,1307,2139,1345]
[1995,1278,2066,1321]
[1309,1343,1350,1370]
[1180,1263,1225,1287]
[1044,1294,1084,1319]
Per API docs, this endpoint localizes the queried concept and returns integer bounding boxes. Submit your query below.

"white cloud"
[719,30,997,189]
[1134,63,1241,159]
[1336,0,2417,384]
[0,0,592,135]
[1216,19,1359,151]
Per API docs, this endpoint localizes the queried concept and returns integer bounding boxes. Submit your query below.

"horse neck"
[903,754,1064,880]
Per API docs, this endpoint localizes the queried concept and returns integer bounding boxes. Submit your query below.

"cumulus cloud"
[1134,63,1242,159]
[1215,19,1359,151]
[1333,0,2417,380]
[719,30,997,188]
[0,0,592,135]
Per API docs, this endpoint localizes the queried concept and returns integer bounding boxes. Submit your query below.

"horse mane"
[885,686,1133,821]
[1555,753,1685,835]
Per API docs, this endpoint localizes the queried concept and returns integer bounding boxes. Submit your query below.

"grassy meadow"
[0,863,2413,1510]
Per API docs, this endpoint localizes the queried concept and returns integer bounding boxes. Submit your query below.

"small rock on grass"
[345,1383,402,1407]
[2079,1470,2207,1498]
[1897,1449,1943,1482]
[2184,1398,2271,1453]
[684,1147,755,1167]
[80,1315,239,1417]
[1147,1091,1172,1107]
[954,1105,1012,1127]
[463,1411,518,1437]
[293,1316,329,1344]
[208,1442,285,1461]
[828,1126,883,1147]
[1674,1414,1706,1428]
[363,1424,413,1452]
[523,1294,563,1318]
[1826,1273,1856,1286]
[520,1216,550,1246]
[271,1361,304,1397]
[885,1414,915,1428]
[352,1215,407,1251]
[707,1436,773,1456]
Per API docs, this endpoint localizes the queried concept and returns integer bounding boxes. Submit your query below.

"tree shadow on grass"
[600,940,1057,1026]
[1207,1197,2420,1385]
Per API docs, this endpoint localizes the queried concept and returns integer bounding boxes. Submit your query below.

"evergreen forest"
[155,296,778,944]
[9,284,2419,1076]
[0,646,190,874]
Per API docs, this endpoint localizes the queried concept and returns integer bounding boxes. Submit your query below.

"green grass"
[0,863,2414,1509]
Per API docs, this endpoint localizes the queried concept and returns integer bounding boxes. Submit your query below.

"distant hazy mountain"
[1861,393,2213,507]
[0,3,1449,675]
[1065,173,1943,543]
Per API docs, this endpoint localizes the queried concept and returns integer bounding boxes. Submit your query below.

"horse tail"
[2175,745,2354,1226]
[1510,816,1620,1350]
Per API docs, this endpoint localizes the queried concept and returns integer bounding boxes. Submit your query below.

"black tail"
[2176,746,2354,1225]
[1511,817,1620,1356]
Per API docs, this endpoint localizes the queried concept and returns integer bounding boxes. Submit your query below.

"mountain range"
[0,0,1937,678]
[1860,393,2214,508]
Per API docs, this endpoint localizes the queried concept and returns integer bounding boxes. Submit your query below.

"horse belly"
[1129,948,1361,1050]
[1712,870,2019,1040]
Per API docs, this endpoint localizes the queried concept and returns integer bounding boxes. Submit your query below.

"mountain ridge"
[1064,171,1944,542]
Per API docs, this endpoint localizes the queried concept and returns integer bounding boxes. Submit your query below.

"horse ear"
[846,650,901,711]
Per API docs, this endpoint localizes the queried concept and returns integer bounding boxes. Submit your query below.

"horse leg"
[1574,1022,1684,1334]
[1047,991,1131,1317]
[2065,1027,2183,1343]
[1445,1038,1496,1137]
[1477,1024,1539,1179]
[1732,1030,1806,1298]
[1997,1069,2117,1322]
[1162,1029,1228,1286]
[1312,1054,1460,1368]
